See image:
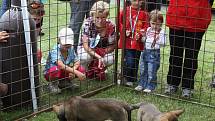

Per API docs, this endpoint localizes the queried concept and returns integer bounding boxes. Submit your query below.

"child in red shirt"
[118,0,149,86]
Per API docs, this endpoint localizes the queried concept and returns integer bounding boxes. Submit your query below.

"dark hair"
[28,1,45,16]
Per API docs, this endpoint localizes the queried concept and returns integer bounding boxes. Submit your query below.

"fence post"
[21,0,38,112]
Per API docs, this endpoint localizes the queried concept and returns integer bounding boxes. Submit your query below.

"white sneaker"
[104,70,108,74]
[117,79,121,85]
[143,89,152,93]
[135,85,143,91]
[125,82,133,87]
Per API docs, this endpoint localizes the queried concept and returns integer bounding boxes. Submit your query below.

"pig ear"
[170,109,184,117]
[161,109,184,121]
[52,104,63,114]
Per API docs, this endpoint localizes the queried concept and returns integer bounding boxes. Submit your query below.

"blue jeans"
[139,49,160,90]
[123,49,141,82]
[0,0,9,17]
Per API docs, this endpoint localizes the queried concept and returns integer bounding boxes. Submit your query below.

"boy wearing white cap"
[44,28,86,93]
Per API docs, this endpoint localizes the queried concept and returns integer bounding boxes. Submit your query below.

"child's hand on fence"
[139,29,146,42]
[76,72,86,81]
[140,29,146,37]
[135,33,141,40]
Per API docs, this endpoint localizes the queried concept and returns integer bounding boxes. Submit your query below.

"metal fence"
[0,0,215,120]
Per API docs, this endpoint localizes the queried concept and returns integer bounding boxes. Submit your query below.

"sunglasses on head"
[29,1,45,16]
[29,1,44,9]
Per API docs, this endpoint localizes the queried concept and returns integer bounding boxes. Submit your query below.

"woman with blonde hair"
[77,1,116,81]
[69,0,110,52]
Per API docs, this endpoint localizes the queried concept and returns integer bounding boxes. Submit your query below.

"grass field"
[29,86,215,121]
[0,0,215,120]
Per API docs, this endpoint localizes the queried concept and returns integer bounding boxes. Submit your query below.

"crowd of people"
[0,0,214,101]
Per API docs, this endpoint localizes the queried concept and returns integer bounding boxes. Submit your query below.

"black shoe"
[39,31,45,36]
[210,81,215,88]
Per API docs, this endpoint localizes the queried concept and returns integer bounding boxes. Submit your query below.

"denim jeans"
[139,49,160,90]
[0,0,9,17]
[123,49,141,83]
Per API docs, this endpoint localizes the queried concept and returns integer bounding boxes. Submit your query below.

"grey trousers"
[69,0,110,51]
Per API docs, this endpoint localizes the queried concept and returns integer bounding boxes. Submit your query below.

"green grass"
[28,86,215,121]
[1,0,215,120]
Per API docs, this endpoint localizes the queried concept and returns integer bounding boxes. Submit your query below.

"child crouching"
[44,28,86,94]
[135,10,166,93]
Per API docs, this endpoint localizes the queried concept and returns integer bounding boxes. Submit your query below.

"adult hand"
[126,30,131,37]
[98,57,105,69]
[140,29,146,37]
[77,72,86,81]
[135,33,141,40]
[0,31,9,42]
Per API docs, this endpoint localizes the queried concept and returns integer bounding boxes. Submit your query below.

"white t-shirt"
[144,27,166,50]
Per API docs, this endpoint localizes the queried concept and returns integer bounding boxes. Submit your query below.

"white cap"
[58,28,74,45]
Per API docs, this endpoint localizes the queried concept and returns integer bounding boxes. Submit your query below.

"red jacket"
[166,0,212,32]
[118,7,149,51]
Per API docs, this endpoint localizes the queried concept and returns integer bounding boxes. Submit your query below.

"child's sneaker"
[164,85,178,94]
[135,85,143,91]
[143,88,152,93]
[125,82,133,87]
[48,82,61,94]
[181,88,193,98]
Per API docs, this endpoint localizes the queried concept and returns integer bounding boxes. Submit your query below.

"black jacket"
[210,0,214,6]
